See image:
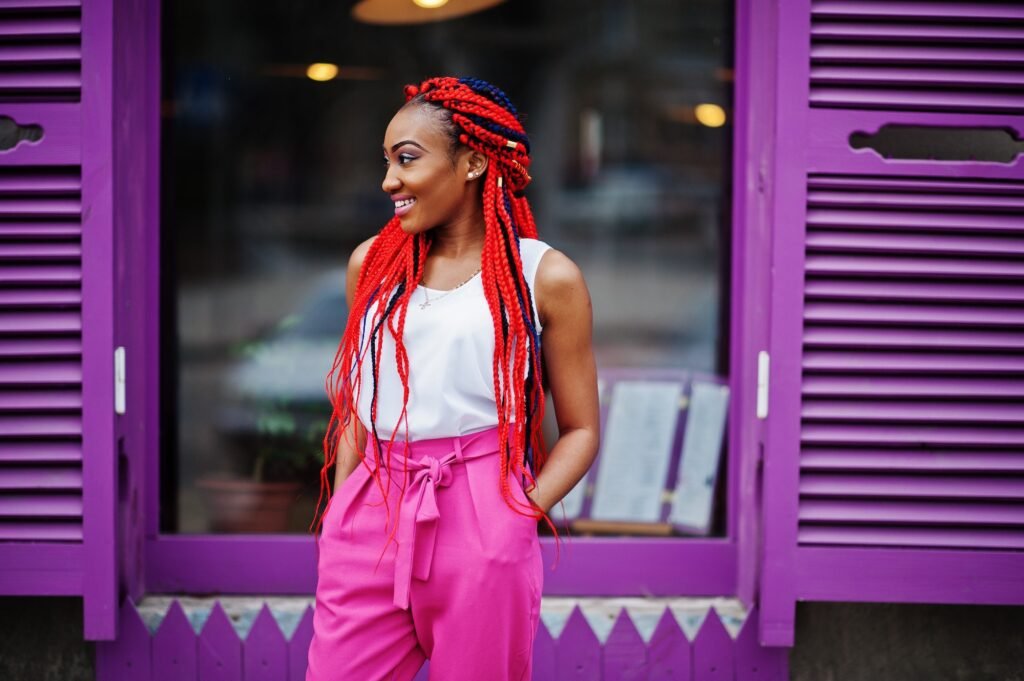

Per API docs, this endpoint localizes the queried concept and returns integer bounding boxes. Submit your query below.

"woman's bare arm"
[332,236,376,490]
[528,249,601,514]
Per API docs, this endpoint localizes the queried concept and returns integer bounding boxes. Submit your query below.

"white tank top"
[355,237,553,441]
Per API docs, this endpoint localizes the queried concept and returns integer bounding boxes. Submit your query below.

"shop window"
[162,0,733,539]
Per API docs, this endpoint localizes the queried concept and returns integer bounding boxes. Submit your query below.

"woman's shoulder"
[532,242,589,324]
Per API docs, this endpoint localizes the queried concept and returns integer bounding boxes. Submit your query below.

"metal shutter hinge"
[756,350,769,420]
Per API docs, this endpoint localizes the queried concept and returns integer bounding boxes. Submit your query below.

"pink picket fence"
[95,597,787,680]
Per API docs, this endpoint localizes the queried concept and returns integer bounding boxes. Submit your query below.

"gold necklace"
[418,268,481,310]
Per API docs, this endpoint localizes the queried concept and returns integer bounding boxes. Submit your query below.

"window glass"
[164,0,733,535]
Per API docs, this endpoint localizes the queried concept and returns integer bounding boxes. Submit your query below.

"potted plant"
[197,394,328,533]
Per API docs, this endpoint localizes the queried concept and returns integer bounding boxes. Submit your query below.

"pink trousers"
[306,426,544,681]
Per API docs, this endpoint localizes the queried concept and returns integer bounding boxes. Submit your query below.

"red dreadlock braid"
[310,77,563,565]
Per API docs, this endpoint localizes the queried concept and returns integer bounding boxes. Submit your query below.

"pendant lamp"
[351,0,506,25]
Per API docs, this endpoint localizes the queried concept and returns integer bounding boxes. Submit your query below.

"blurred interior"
[162,0,734,536]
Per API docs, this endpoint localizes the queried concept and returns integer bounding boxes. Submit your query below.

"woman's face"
[381,104,486,235]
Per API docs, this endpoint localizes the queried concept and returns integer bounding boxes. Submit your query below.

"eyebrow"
[384,140,428,153]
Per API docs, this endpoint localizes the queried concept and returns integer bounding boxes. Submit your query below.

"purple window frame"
[139,0,772,599]
[757,0,1024,647]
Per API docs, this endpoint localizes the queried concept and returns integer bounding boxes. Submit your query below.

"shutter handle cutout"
[0,115,44,152]
[850,125,1023,164]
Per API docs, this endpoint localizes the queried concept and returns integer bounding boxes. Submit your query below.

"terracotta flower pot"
[195,476,303,533]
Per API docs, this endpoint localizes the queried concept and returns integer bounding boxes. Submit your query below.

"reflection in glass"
[164,1,732,534]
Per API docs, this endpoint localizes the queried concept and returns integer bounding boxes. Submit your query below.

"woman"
[306,77,600,681]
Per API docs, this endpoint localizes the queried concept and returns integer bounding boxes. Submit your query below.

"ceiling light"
[306,63,339,81]
[352,0,505,25]
[694,103,726,128]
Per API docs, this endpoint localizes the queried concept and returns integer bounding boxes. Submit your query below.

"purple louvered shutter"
[0,0,123,640]
[759,0,1024,646]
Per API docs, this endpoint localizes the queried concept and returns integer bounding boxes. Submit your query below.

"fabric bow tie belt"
[373,427,505,610]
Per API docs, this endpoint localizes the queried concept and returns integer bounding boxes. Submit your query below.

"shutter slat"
[0,389,80,409]
[803,375,1024,399]
[0,441,80,462]
[803,400,1024,424]
[804,351,1024,374]
[801,473,1024,500]
[0,198,81,216]
[798,526,1024,550]
[0,17,81,39]
[0,289,80,307]
[0,494,81,516]
[0,361,81,385]
[805,280,1024,304]
[805,254,1024,279]
[0,1,82,9]
[805,302,1024,328]
[0,311,80,334]
[0,338,80,356]
[0,222,80,238]
[812,21,1024,44]
[0,466,81,489]
[0,414,81,436]
[808,209,1023,233]
[811,44,1024,66]
[809,176,1024,194]
[801,499,1024,526]
[0,175,82,192]
[0,243,81,259]
[0,72,81,90]
[802,448,1024,473]
[811,65,1024,89]
[0,264,81,284]
[807,230,1024,257]
[0,523,81,541]
[811,1,1024,22]
[803,424,1024,448]
[811,88,1024,113]
[0,44,81,64]
[808,190,1024,210]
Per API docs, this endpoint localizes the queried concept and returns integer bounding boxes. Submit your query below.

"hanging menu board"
[589,380,682,523]
[669,380,730,533]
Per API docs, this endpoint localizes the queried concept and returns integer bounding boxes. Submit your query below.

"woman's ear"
[465,150,489,181]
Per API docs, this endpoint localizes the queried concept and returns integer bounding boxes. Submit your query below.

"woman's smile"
[392,194,416,217]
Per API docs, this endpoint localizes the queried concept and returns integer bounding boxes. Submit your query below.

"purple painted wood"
[796,549,1024,603]
[0,0,119,641]
[288,606,314,681]
[762,0,1024,647]
[244,604,288,681]
[556,606,601,679]
[533,617,557,681]
[111,0,154,621]
[810,108,1024,172]
[648,609,691,681]
[693,611,734,681]
[95,598,153,681]
[602,609,647,679]
[146,535,736,596]
[80,0,118,640]
[0,105,82,164]
[734,608,787,681]
[759,0,811,648]
[811,1,1024,21]
[153,600,198,681]
[732,0,776,608]
[197,602,242,681]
